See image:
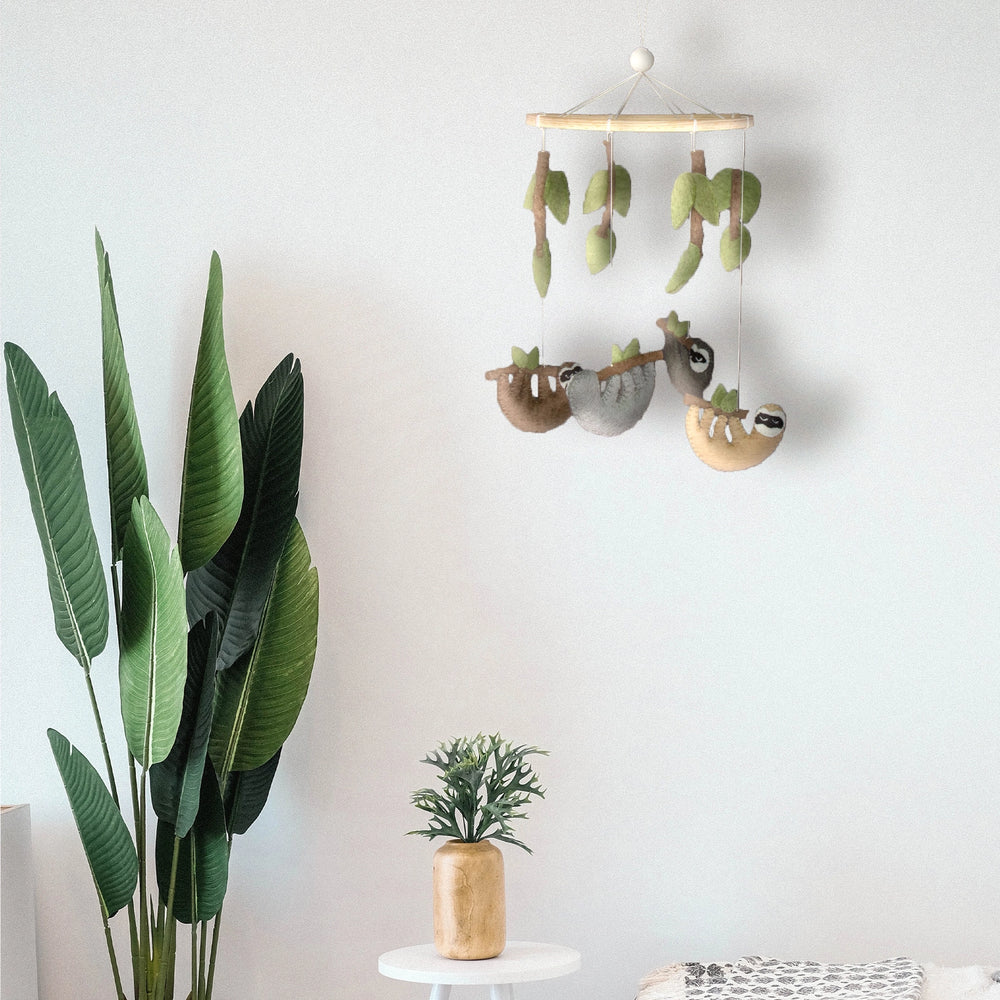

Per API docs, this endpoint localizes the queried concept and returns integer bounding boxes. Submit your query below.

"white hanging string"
[736,127,746,403]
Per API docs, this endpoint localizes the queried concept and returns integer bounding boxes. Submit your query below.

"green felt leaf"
[523,174,535,210]
[611,339,641,363]
[585,226,616,274]
[710,384,739,412]
[740,171,762,223]
[48,729,138,918]
[583,170,608,214]
[545,170,570,224]
[666,242,702,293]
[97,229,149,562]
[119,496,188,770]
[710,169,733,214]
[670,173,697,228]
[693,173,720,225]
[4,343,109,667]
[720,224,752,271]
[663,310,690,340]
[177,252,243,574]
[612,164,631,217]
[532,239,551,298]
[512,346,540,369]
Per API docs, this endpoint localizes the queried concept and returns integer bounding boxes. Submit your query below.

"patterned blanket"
[639,957,925,1000]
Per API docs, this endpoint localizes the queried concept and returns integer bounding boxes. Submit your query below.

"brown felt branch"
[690,149,706,250]
[596,349,663,381]
[598,139,614,239]
[485,362,566,383]
[729,167,743,240]
[532,150,550,256]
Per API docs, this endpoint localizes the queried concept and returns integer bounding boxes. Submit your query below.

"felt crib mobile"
[484,44,786,471]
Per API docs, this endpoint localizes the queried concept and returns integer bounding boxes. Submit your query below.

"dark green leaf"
[149,615,219,838]
[4,343,108,665]
[177,252,243,573]
[224,749,281,835]
[210,518,319,777]
[48,729,138,917]
[96,230,148,561]
[186,355,304,672]
[155,765,229,924]
[119,496,187,769]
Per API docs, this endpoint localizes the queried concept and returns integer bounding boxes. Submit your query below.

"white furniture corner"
[378,941,581,1000]
[1,804,40,1000]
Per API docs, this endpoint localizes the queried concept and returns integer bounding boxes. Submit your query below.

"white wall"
[2,2,998,999]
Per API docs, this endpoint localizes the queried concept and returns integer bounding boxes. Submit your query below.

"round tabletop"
[378,942,581,985]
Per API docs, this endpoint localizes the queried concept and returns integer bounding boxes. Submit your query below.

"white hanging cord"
[563,73,641,115]
[615,73,645,116]
[637,0,649,46]
[736,128,746,402]
[643,73,721,117]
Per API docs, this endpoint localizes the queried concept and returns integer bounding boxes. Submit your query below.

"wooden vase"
[432,839,506,960]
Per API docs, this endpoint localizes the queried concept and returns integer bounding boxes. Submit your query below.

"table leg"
[490,985,515,1000]
[429,985,452,1000]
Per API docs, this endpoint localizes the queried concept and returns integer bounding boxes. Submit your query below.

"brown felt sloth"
[485,364,571,433]
[685,400,786,471]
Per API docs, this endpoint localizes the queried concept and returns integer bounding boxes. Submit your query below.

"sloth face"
[688,347,711,373]
[753,404,786,438]
[558,364,583,386]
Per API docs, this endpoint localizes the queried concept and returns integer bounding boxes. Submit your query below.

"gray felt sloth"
[558,360,657,436]
[659,324,715,399]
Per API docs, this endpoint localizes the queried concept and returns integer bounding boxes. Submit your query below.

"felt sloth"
[657,316,714,399]
[685,397,786,471]
[558,358,657,436]
[485,362,572,433]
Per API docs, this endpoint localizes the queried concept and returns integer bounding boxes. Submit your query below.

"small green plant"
[408,734,547,853]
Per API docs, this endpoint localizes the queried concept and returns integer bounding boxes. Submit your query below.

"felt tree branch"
[523,152,569,297]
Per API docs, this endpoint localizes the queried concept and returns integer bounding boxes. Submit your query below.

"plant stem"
[100,907,127,1000]
[204,907,223,1000]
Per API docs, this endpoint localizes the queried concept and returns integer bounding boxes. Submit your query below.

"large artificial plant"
[3,232,320,1000]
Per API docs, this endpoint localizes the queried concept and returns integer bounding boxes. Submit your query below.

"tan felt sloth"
[685,396,786,471]
[485,364,572,433]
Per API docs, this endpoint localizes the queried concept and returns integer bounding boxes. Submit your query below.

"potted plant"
[3,231,319,1000]
[408,733,547,960]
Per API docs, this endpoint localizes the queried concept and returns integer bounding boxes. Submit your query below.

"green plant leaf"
[210,518,319,777]
[666,242,703,293]
[119,496,187,770]
[4,343,109,666]
[511,346,540,370]
[663,310,690,340]
[720,224,752,271]
[710,383,740,412]
[670,173,697,228]
[523,174,535,209]
[149,615,219,838]
[155,765,229,924]
[48,729,138,918]
[692,173,720,225]
[96,230,148,561]
[177,252,244,573]
[544,169,570,224]
[224,748,281,836]
[532,239,551,298]
[186,355,304,672]
[582,169,608,214]
[611,164,631,216]
[585,226,616,274]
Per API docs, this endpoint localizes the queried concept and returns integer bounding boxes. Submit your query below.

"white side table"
[378,941,581,1000]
